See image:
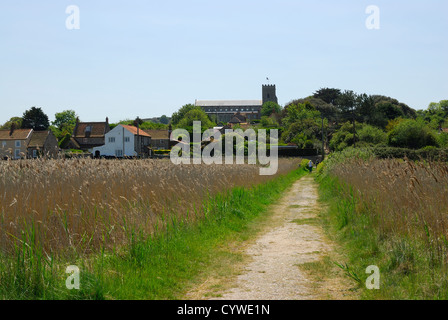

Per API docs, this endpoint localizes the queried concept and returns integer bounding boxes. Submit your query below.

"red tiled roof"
[0,129,33,140]
[122,125,151,137]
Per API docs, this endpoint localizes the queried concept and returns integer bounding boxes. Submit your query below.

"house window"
[32,150,38,158]
[15,149,21,159]
[125,137,130,142]
[109,137,116,143]
[15,140,21,148]
[1,142,6,148]
[85,126,92,133]
[115,149,123,157]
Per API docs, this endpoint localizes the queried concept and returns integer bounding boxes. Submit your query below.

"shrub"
[357,124,387,145]
[437,132,448,148]
[388,119,439,149]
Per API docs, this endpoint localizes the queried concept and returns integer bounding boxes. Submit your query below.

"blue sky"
[0,0,447,124]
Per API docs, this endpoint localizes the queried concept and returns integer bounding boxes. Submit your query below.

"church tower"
[262,84,278,105]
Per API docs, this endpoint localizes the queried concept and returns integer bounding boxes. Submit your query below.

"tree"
[260,116,279,128]
[335,90,359,147]
[0,117,23,130]
[177,109,215,132]
[171,104,203,126]
[357,124,387,145]
[22,107,50,131]
[133,116,143,127]
[261,101,282,117]
[357,94,376,123]
[52,110,77,129]
[388,119,438,149]
[371,95,416,118]
[335,90,358,118]
[376,102,404,120]
[440,100,448,113]
[283,102,320,127]
[313,88,341,105]
[281,102,323,148]
[49,110,78,142]
[159,115,169,124]
[284,97,336,119]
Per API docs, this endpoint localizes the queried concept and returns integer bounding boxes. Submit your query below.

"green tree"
[159,115,169,124]
[335,90,358,120]
[177,109,215,132]
[281,102,323,148]
[261,101,282,117]
[50,110,78,141]
[283,102,320,127]
[329,121,357,152]
[388,119,438,149]
[313,88,341,105]
[22,107,50,131]
[260,116,278,127]
[440,100,448,113]
[335,90,360,146]
[357,124,387,145]
[376,101,404,120]
[171,104,202,126]
[134,116,143,127]
[357,94,376,123]
[371,95,416,118]
[0,117,23,130]
[52,110,77,129]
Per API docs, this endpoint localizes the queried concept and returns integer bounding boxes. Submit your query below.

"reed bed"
[0,158,299,258]
[324,157,448,298]
[329,158,448,250]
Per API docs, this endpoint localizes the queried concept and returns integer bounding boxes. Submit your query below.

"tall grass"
[0,157,301,299]
[317,154,448,299]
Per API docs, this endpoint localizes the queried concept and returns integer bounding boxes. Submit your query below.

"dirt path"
[187,174,357,300]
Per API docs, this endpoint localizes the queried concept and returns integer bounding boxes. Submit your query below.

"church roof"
[195,100,262,107]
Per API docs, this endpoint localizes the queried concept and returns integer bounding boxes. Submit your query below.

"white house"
[92,124,151,157]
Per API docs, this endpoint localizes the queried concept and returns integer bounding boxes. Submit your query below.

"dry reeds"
[0,158,299,257]
[329,157,448,264]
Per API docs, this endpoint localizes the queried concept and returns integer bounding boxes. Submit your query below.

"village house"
[144,125,173,150]
[0,127,59,159]
[69,117,110,152]
[228,111,249,127]
[92,124,151,158]
[0,127,33,159]
[27,130,59,158]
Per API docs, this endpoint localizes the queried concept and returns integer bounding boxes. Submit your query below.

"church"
[195,84,278,123]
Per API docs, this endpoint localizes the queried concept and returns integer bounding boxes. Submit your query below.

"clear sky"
[0,0,447,124]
